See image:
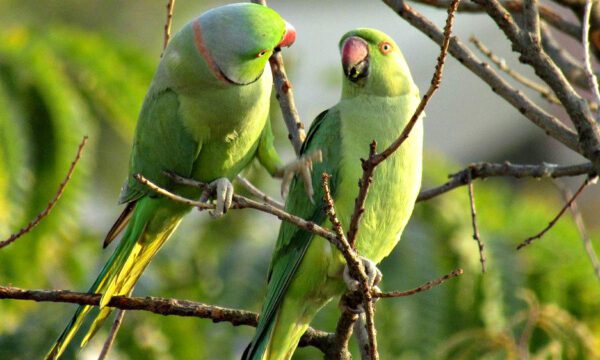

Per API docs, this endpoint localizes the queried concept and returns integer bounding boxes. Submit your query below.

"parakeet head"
[339,28,416,97]
[194,3,295,85]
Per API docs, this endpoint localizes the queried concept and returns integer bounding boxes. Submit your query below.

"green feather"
[245,28,424,360]
[46,4,289,359]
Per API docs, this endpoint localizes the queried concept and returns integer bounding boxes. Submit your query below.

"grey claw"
[279,150,322,201]
[205,178,234,218]
[343,256,382,292]
[343,265,360,292]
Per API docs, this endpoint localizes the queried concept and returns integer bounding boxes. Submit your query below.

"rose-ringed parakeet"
[243,28,423,360]
[46,3,305,359]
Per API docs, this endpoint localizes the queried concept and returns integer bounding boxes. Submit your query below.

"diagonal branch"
[235,175,284,209]
[517,176,594,249]
[0,136,88,250]
[348,0,460,249]
[384,0,580,153]
[251,0,306,155]
[582,0,600,112]
[161,0,176,56]
[473,0,600,174]
[554,179,600,280]
[470,36,560,105]
[322,173,378,359]
[138,173,341,245]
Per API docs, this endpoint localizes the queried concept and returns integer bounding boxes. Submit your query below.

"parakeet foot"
[341,257,382,312]
[200,178,234,218]
[279,150,323,201]
[343,256,382,292]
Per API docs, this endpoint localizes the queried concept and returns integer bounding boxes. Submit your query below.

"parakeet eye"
[379,42,393,55]
[256,49,269,58]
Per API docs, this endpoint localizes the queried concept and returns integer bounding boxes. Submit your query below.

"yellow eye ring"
[256,49,269,58]
[379,42,393,55]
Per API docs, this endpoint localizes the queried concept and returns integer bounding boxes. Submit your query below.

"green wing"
[246,108,343,357]
[118,87,200,204]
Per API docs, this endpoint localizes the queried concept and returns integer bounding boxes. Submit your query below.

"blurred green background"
[1,0,600,359]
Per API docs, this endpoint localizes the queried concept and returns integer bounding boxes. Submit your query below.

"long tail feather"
[45,197,187,359]
[103,201,136,248]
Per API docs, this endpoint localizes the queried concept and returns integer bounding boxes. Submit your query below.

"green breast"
[335,94,423,263]
[179,68,273,182]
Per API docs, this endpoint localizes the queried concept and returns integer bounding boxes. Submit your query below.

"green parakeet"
[243,28,423,360]
[46,3,298,359]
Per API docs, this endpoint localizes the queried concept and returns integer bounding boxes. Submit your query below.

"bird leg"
[341,256,382,313]
[199,177,234,218]
[278,150,322,201]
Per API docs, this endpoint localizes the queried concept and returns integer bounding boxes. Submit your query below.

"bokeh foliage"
[0,25,599,359]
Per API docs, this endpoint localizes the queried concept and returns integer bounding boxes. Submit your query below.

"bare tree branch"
[140,173,342,245]
[523,0,541,44]
[474,0,600,175]
[467,173,486,273]
[161,0,176,57]
[327,308,357,360]
[417,161,593,202]
[384,0,581,153]
[0,285,335,353]
[235,175,284,209]
[0,136,88,250]
[470,36,560,105]
[517,176,594,249]
[251,0,306,155]
[582,0,600,111]
[554,179,600,280]
[322,173,378,360]
[373,268,464,298]
[541,23,591,90]
[97,309,125,360]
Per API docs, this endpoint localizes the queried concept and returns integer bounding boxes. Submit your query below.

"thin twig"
[523,0,541,44]
[409,0,582,40]
[97,309,125,360]
[322,173,378,360]
[348,0,460,247]
[0,285,334,353]
[140,173,342,245]
[235,175,284,209]
[583,0,600,114]
[161,0,176,56]
[384,0,580,152]
[269,54,306,155]
[375,0,458,165]
[344,2,462,357]
[467,172,486,273]
[470,36,560,105]
[250,0,306,155]
[474,0,600,175]
[554,179,600,280]
[373,268,464,298]
[322,173,347,241]
[417,161,593,202]
[541,23,590,90]
[0,136,88,250]
[517,176,593,249]
[346,142,377,248]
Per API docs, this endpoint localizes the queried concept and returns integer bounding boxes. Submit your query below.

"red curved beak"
[278,20,296,48]
[341,36,369,73]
